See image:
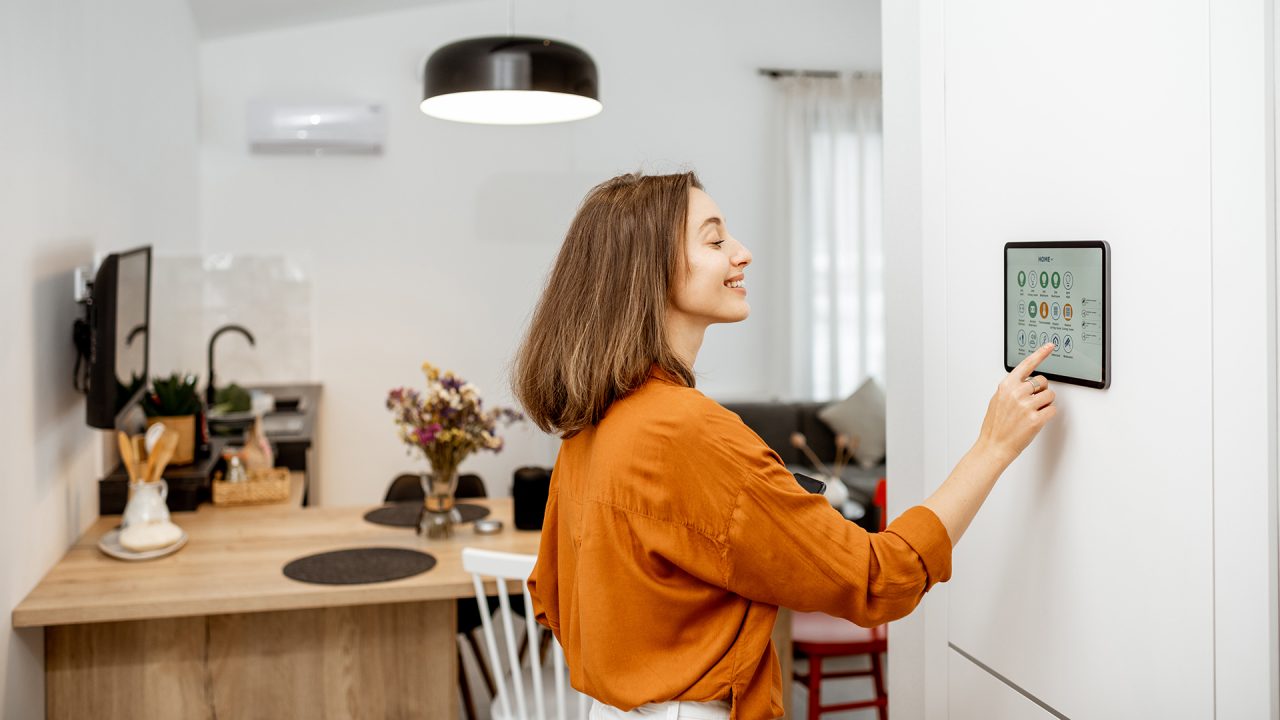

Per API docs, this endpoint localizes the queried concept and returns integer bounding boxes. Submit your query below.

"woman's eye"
[712,239,725,248]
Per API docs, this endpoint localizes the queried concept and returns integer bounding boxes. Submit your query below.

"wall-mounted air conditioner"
[246,100,387,155]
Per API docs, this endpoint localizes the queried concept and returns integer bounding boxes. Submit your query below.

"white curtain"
[778,73,883,400]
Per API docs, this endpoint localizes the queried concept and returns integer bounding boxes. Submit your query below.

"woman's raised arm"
[922,342,1059,545]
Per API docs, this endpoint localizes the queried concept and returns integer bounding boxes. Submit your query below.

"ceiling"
[187,0,470,39]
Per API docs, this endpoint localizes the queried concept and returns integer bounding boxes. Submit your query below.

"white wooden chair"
[461,548,590,720]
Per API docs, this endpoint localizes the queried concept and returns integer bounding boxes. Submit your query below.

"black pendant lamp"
[421,36,601,125]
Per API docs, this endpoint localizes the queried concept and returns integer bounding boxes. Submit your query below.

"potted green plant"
[142,373,202,465]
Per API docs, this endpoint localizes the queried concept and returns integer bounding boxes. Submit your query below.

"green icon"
[1039,271,1049,288]
[1017,271,1026,287]
[1051,272,1061,289]
[1028,300,1037,318]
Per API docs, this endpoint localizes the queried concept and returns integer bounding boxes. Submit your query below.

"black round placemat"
[282,547,436,585]
[362,501,491,528]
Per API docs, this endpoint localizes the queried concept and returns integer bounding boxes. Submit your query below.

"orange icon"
[1063,304,1073,322]
[1039,301,1049,319]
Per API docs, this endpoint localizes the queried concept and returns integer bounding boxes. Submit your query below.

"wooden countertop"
[13,498,539,629]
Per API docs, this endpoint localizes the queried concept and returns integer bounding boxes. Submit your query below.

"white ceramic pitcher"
[123,479,171,528]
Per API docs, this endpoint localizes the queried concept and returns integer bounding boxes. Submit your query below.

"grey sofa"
[720,402,840,467]
[720,401,887,515]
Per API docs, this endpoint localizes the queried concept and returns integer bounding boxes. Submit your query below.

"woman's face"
[669,188,753,327]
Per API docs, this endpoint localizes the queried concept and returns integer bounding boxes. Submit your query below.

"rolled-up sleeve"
[722,464,952,627]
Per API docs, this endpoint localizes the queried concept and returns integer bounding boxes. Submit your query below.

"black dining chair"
[383,473,524,720]
[385,472,487,503]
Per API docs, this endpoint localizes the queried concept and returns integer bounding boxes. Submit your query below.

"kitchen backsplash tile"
[152,254,312,387]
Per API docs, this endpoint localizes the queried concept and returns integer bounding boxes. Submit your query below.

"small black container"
[512,466,552,530]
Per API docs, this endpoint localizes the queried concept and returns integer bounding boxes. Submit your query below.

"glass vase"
[418,468,459,539]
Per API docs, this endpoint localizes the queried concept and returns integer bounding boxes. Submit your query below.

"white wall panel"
[887,0,1278,717]
[948,649,1056,720]
[1211,1,1279,716]
[941,1,1214,717]
[883,0,952,716]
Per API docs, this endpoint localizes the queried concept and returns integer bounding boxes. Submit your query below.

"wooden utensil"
[137,433,155,483]
[117,431,138,483]
[147,430,179,483]
[132,436,146,471]
[139,427,160,482]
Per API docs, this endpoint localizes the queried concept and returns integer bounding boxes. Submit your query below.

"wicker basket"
[212,467,291,506]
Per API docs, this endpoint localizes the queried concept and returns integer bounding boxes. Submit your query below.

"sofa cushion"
[818,378,887,469]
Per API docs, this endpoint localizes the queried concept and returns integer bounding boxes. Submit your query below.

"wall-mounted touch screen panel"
[1004,241,1110,389]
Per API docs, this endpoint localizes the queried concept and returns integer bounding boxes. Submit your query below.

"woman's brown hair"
[512,171,702,437]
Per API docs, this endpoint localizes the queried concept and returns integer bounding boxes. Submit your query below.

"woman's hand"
[921,343,1061,545]
[976,342,1059,466]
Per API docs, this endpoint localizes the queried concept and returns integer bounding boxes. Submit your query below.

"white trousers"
[589,699,731,719]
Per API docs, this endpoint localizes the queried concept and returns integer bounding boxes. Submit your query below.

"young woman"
[513,172,1057,720]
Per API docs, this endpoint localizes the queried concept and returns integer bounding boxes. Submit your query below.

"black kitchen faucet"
[207,324,256,406]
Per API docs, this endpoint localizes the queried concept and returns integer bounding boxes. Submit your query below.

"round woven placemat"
[282,547,436,585]
[362,501,491,528]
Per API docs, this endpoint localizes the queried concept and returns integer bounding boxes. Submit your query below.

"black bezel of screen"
[1003,241,1110,390]
[85,246,152,429]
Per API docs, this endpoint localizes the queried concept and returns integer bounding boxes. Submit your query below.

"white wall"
[0,1,200,716]
[885,0,1278,717]
[198,0,882,506]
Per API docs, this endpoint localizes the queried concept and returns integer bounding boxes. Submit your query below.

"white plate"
[97,527,188,561]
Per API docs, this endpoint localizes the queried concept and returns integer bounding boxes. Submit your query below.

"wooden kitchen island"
[14,498,793,719]
[15,499,541,719]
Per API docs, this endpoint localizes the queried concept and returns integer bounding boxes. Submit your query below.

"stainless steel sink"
[261,413,305,435]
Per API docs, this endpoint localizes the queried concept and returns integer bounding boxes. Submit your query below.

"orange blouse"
[528,369,952,719]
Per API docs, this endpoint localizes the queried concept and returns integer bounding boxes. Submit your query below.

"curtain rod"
[757,68,877,79]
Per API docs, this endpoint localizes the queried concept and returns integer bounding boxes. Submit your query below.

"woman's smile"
[668,187,754,336]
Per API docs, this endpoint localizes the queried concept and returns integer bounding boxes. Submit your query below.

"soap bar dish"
[98,526,188,561]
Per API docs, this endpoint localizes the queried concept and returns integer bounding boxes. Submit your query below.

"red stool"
[791,478,889,720]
